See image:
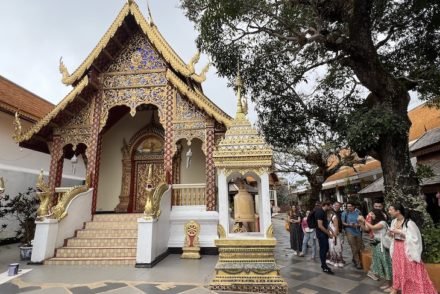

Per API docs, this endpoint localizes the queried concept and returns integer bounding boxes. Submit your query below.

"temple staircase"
[45,213,142,265]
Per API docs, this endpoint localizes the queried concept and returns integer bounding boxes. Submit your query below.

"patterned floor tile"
[288,283,340,294]
[135,283,196,294]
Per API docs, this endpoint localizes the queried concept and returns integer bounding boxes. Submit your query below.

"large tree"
[181,0,440,224]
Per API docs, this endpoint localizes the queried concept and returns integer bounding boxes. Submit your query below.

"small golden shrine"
[181,220,201,259]
[212,73,272,174]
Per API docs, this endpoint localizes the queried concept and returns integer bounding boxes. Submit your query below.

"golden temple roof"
[60,1,208,86]
[16,0,232,146]
[213,73,273,169]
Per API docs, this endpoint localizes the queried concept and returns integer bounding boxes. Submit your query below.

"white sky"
[0,0,421,124]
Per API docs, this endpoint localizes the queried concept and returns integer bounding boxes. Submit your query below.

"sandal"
[380,285,389,290]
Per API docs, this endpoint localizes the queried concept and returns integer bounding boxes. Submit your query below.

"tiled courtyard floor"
[0,214,384,293]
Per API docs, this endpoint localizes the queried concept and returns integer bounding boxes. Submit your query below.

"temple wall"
[97,110,153,212]
[0,111,85,240]
[179,139,206,184]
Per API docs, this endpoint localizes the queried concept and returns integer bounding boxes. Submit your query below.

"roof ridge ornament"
[188,51,201,74]
[59,57,70,84]
[146,0,154,25]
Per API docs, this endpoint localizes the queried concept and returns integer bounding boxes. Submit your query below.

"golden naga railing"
[172,183,206,206]
[36,170,90,221]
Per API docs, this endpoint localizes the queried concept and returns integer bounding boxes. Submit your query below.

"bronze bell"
[234,185,255,223]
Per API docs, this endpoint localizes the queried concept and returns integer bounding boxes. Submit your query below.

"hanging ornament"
[186,148,192,169]
[71,154,78,175]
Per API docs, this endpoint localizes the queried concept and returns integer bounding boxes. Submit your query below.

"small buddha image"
[137,136,163,153]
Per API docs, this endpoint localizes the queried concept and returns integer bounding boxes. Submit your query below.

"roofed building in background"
[0,75,86,241]
[292,103,440,213]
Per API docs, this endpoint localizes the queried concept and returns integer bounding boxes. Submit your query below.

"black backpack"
[307,209,317,229]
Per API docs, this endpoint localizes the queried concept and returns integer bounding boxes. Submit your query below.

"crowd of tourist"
[286,199,437,293]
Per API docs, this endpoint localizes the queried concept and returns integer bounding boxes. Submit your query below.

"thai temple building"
[13,1,280,277]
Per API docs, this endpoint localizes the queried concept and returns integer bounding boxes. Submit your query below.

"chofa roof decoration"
[59,1,209,86]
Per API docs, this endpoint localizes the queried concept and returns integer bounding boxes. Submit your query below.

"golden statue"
[181,220,201,259]
[36,169,52,220]
[143,164,168,220]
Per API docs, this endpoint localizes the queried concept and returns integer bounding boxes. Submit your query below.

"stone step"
[55,247,136,258]
[92,213,143,222]
[45,257,136,266]
[84,221,138,230]
[76,229,137,238]
[67,237,137,247]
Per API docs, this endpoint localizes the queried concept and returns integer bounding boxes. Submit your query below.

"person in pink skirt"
[388,203,437,294]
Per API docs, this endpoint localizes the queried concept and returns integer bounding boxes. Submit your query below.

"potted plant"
[422,225,440,292]
[0,187,39,260]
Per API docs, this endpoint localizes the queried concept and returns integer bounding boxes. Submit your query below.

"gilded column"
[164,85,174,184]
[86,91,103,213]
[48,136,64,192]
[205,123,216,211]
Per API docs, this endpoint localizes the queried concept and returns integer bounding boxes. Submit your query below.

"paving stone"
[288,283,340,294]
[92,282,127,293]
[136,283,196,294]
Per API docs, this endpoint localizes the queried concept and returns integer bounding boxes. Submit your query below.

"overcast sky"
[0,0,421,124]
[0,0,255,120]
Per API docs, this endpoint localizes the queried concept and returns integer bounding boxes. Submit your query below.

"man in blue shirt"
[342,201,364,269]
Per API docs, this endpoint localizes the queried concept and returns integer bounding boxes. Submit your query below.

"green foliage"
[422,225,440,263]
[416,164,435,181]
[346,106,409,156]
[0,188,38,246]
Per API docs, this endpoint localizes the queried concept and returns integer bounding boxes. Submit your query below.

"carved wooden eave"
[166,70,231,127]
[60,1,208,86]
[16,76,89,144]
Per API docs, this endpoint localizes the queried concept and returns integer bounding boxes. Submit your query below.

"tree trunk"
[378,112,433,227]
[307,178,323,210]
[344,0,433,227]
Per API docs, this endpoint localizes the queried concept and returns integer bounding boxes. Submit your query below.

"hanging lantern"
[234,184,255,223]
[186,148,192,168]
[71,154,78,175]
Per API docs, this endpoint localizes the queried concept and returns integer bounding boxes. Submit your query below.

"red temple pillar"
[205,123,216,211]
[164,85,174,184]
[86,91,103,214]
[48,136,64,192]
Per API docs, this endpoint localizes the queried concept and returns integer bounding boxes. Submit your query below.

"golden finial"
[59,57,70,82]
[0,177,5,195]
[195,62,210,83]
[188,51,201,74]
[147,0,154,25]
[13,111,22,142]
[235,64,245,118]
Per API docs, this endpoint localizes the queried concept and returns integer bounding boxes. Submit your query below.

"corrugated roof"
[410,127,440,152]
[0,75,53,121]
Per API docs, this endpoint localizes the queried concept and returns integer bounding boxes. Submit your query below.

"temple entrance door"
[127,133,165,213]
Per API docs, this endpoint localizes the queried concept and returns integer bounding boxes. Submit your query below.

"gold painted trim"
[17,76,89,143]
[166,70,232,127]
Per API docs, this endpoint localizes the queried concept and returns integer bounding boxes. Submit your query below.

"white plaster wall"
[0,111,85,240]
[55,189,93,248]
[179,139,205,184]
[97,110,154,211]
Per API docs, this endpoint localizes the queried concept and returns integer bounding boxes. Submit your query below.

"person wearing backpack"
[299,210,317,259]
[315,201,335,274]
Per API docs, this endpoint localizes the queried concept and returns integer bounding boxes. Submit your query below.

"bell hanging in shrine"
[234,184,255,223]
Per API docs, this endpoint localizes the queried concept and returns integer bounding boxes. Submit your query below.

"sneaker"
[298,252,304,257]
[293,251,298,256]
[367,271,379,281]
[337,263,344,268]
[322,267,334,275]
